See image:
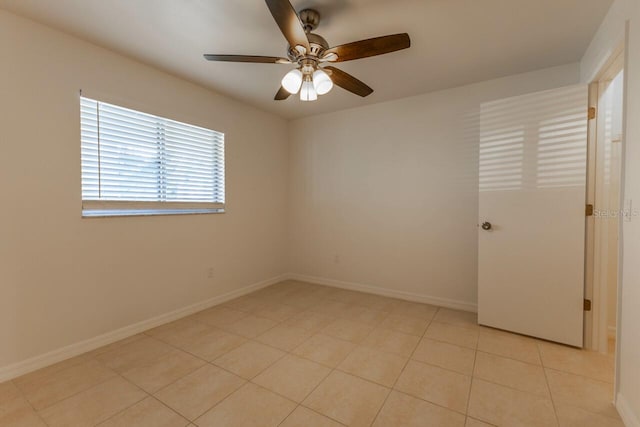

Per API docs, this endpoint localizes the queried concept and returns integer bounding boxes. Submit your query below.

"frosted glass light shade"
[300,80,318,101]
[313,69,333,95]
[281,69,303,94]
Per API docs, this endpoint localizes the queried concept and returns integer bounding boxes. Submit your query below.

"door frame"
[584,43,625,354]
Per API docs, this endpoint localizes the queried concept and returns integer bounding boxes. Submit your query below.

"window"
[80,96,225,217]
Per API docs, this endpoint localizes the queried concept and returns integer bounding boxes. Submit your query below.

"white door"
[478,85,588,347]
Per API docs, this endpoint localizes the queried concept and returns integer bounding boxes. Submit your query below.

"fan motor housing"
[287,9,328,62]
[307,33,329,55]
[287,33,328,62]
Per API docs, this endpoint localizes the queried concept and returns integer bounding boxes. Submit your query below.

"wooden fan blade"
[274,86,291,100]
[265,0,310,53]
[324,66,373,97]
[323,33,410,62]
[204,54,291,64]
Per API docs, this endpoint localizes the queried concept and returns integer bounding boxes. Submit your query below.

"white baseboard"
[0,274,286,382]
[285,273,478,313]
[1,272,477,382]
[617,392,640,427]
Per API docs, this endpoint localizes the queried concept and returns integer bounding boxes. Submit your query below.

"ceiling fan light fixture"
[204,1,411,102]
[300,79,318,101]
[313,69,333,95]
[282,69,303,94]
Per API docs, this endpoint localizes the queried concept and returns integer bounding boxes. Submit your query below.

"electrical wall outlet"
[207,267,214,279]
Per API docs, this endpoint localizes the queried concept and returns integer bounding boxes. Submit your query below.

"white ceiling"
[0,0,611,120]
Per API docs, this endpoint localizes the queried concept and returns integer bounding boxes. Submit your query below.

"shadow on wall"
[479,85,588,192]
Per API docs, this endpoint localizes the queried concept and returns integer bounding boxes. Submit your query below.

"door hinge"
[586,204,594,216]
[588,107,596,120]
[584,299,592,311]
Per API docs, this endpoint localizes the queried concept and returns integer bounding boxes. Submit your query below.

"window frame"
[80,96,226,218]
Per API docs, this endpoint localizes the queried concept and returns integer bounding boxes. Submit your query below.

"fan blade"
[204,54,291,64]
[324,66,373,97]
[323,33,410,62]
[275,86,291,100]
[265,0,310,53]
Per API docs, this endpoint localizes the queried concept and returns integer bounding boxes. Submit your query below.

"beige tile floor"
[1,281,621,427]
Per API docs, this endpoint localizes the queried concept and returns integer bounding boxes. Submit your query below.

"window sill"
[82,208,225,218]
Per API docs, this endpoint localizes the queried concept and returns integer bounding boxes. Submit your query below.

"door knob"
[481,221,492,231]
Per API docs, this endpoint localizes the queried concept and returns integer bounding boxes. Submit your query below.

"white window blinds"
[80,96,225,216]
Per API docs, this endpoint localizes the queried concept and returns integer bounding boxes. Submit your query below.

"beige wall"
[582,0,640,424]
[287,64,581,310]
[0,10,289,371]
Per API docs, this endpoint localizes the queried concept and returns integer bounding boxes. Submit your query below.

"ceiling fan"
[203,0,411,102]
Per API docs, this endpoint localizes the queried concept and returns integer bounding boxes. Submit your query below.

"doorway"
[585,49,624,355]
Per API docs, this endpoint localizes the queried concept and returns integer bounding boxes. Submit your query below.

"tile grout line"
[206,299,352,425]
[368,306,440,426]
[9,378,53,427]
[154,350,284,424]
[86,340,189,425]
[25,369,120,414]
[276,299,387,427]
[402,345,618,423]
[285,300,488,421]
[137,297,309,407]
[537,341,561,427]
[538,341,618,421]
[276,363,345,426]
[141,395,192,426]
[173,362,246,424]
[17,349,148,423]
[273,292,412,426]
[473,346,544,368]
[407,355,553,403]
[189,351,290,423]
[541,364,616,385]
[84,336,210,425]
[162,306,327,425]
[89,368,153,426]
[236,382,299,427]
[464,338,479,423]
[376,311,529,420]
